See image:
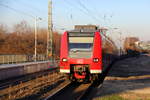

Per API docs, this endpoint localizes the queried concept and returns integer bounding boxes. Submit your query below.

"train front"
[60,30,102,82]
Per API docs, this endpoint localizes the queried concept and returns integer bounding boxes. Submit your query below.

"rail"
[0,69,65,100]
[46,54,133,100]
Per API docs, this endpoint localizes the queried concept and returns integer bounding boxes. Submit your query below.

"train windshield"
[68,36,93,58]
[69,43,92,51]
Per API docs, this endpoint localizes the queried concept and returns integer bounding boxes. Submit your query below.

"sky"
[0,0,150,43]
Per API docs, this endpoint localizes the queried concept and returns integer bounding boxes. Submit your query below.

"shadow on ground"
[94,55,150,99]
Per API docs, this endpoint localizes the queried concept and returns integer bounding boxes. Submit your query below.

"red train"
[59,26,115,82]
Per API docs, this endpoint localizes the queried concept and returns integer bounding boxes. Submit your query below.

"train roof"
[68,29,98,32]
[67,29,97,37]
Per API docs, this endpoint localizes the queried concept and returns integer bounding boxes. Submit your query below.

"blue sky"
[0,0,150,42]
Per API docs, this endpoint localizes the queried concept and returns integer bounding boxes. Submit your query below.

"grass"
[94,95,128,100]
[94,94,150,100]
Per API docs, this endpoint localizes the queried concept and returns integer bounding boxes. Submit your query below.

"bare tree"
[0,21,62,58]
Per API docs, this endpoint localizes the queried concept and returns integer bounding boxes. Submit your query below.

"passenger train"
[59,25,116,82]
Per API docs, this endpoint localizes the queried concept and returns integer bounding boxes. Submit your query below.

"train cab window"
[68,36,94,58]
[69,43,93,51]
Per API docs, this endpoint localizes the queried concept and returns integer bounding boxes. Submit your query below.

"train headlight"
[62,58,67,62]
[93,58,99,62]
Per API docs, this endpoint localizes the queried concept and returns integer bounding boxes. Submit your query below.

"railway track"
[45,63,113,100]
[45,79,104,100]
[0,54,133,100]
[0,67,58,90]
[45,54,132,100]
[45,61,110,100]
[46,82,91,100]
[0,67,65,100]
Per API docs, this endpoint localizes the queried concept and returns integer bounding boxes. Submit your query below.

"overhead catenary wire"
[76,0,103,23]
[64,0,87,14]
[63,0,91,17]
[77,0,114,27]
[0,3,47,25]
[74,0,117,49]
[13,0,43,16]
[63,0,102,24]
[0,3,44,62]
[101,32,118,49]
[0,3,34,18]
[76,0,119,47]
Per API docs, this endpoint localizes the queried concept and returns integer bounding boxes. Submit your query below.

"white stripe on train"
[60,69,102,74]
[90,70,102,73]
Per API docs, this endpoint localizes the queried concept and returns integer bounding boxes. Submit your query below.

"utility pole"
[47,0,53,62]
[119,32,122,55]
[34,17,42,62]
[34,17,37,62]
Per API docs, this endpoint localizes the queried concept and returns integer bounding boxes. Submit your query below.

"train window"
[69,37,93,51]
[69,43,92,51]
[68,37,93,58]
